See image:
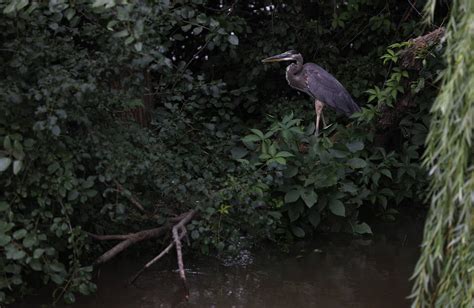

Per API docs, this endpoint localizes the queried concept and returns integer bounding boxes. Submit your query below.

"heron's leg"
[322,112,327,128]
[314,100,324,135]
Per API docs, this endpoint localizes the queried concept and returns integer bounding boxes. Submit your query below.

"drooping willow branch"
[410,1,474,307]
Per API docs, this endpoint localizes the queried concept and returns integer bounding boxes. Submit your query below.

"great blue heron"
[262,50,361,135]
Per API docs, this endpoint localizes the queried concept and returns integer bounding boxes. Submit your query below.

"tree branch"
[113,179,147,214]
[128,210,196,289]
[377,27,445,130]
[91,226,169,265]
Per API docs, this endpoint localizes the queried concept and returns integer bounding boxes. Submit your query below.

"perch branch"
[377,27,445,130]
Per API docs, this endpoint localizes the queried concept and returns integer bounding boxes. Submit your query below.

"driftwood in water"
[88,209,197,300]
[128,209,196,298]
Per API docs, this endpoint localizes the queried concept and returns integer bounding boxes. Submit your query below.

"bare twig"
[173,0,239,90]
[113,179,147,214]
[128,210,196,288]
[172,216,194,297]
[128,240,175,285]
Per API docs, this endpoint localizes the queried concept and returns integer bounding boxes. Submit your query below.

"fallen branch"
[128,209,196,293]
[172,210,195,296]
[90,226,169,265]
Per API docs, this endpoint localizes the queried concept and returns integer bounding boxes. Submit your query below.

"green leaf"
[181,24,192,32]
[231,147,248,160]
[347,158,367,169]
[11,250,26,260]
[268,143,277,156]
[85,189,97,197]
[13,160,22,175]
[33,248,45,259]
[0,157,12,172]
[13,229,27,240]
[380,169,392,179]
[192,26,203,35]
[242,134,260,143]
[329,199,345,216]
[16,0,29,11]
[285,190,300,203]
[51,125,61,136]
[47,162,60,174]
[290,225,305,238]
[227,34,239,45]
[3,1,16,14]
[113,29,129,38]
[301,190,318,208]
[196,13,207,24]
[30,259,42,271]
[49,262,65,273]
[346,140,364,153]
[4,136,12,150]
[107,20,118,31]
[67,190,79,201]
[65,8,75,20]
[353,222,372,235]
[134,42,143,52]
[249,129,264,139]
[23,235,37,248]
[50,273,65,284]
[0,234,11,246]
[0,221,14,233]
[272,157,286,165]
[276,151,294,158]
[0,201,9,211]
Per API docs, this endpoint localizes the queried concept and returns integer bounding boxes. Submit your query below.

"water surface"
[20,216,423,308]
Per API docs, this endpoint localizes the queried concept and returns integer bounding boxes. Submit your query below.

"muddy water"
[20,216,423,308]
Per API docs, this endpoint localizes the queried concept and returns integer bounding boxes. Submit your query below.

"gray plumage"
[283,52,361,116]
[262,50,360,135]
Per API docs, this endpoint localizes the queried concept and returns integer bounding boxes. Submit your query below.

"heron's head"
[261,50,301,63]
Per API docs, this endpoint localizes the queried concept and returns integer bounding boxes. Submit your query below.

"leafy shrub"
[238,112,427,238]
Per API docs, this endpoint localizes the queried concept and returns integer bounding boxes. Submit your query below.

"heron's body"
[262,50,361,134]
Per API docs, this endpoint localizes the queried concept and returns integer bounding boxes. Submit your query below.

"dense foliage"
[0,0,446,304]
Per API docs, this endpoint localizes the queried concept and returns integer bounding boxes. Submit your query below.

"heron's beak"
[261,52,293,63]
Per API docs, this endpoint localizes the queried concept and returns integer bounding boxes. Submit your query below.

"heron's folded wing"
[303,64,361,116]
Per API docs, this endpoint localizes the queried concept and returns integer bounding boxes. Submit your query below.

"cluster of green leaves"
[238,112,426,239]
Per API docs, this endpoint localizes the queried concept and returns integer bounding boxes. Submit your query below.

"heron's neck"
[287,54,303,75]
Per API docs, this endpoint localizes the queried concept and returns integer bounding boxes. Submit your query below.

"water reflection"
[19,217,423,308]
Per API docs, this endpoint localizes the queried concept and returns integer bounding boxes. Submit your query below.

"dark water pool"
[17,216,423,308]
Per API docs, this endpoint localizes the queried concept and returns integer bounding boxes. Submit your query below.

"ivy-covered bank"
[0,0,449,305]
